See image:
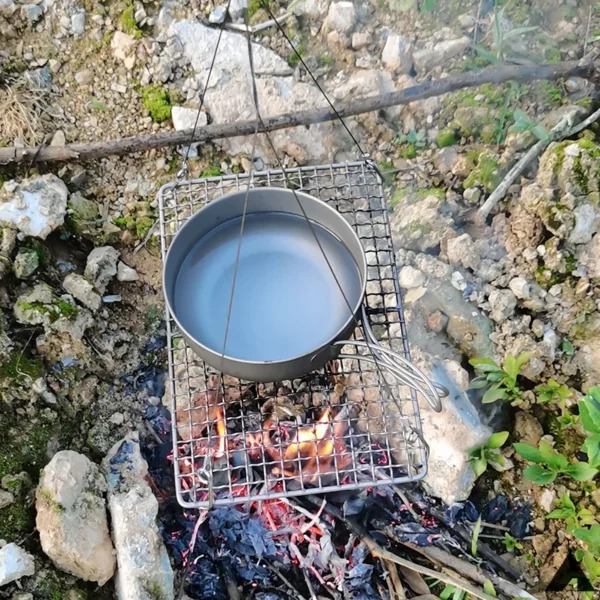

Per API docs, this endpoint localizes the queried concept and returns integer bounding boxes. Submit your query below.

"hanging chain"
[178,0,234,180]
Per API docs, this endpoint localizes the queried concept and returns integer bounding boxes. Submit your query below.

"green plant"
[421,0,436,12]
[514,439,597,485]
[511,109,549,141]
[141,85,171,123]
[439,584,466,600]
[200,165,223,178]
[436,129,457,148]
[120,2,143,39]
[536,378,572,405]
[471,516,482,556]
[394,130,426,159]
[547,492,597,533]
[573,525,600,585]
[579,387,600,468]
[488,4,538,61]
[503,533,523,552]
[469,352,530,404]
[287,41,306,68]
[468,431,510,477]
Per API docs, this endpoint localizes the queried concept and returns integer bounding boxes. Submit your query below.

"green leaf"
[487,431,509,449]
[523,465,557,485]
[473,44,500,65]
[561,340,574,356]
[582,434,600,468]
[471,517,482,556]
[564,462,598,481]
[421,0,436,12]
[469,376,490,389]
[471,456,487,479]
[469,358,502,372]
[579,395,600,434]
[561,492,576,511]
[513,108,532,127]
[513,442,545,464]
[482,386,508,404]
[574,525,600,547]
[388,0,416,12]
[547,508,575,520]
[482,580,496,597]
[503,25,539,40]
[538,439,568,470]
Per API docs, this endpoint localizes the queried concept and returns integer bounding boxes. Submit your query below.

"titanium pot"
[163,187,443,411]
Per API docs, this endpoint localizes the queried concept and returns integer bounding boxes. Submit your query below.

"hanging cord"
[259,0,367,158]
[179,0,234,179]
[242,10,433,465]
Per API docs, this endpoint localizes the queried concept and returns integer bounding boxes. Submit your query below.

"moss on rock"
[141,85,171,123]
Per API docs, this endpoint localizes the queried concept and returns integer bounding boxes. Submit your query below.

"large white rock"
[170,21,348,163]
[381,34,413,74]
[85,246,120,294]
[171,106,208,132]
[103,433,174,600]
[413,37,470,73]
[577,233,600,279]
[36,451,115,585]
[323,1,356,35]
[0,175,68,239]
[0,544,35,586]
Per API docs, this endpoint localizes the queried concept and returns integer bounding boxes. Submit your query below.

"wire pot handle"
[333,339,447,413]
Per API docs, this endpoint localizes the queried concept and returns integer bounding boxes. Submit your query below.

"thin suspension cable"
[181,0,234,173]
[260,0,366,158]
[242,12,418,432]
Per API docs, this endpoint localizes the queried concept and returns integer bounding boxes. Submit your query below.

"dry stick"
[403,543,538,599]
[0,60,594,165]
[385,559,407,600]
[266,563,309,600]
[478,105,600,219]
[307,498,497,600]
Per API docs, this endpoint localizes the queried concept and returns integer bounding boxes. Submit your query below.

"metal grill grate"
[158,161,428,509]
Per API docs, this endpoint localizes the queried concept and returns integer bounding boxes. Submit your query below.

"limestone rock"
[446,233,479,270]
[351,31,371,50]
[413,36,470,72]
[569,203,598,245]
[36,451,115,585]
[208,5,226,23]
[399,265,426,289]
[13,248,39,279]
[0,175,68,240]
[85,246,119,294]
[111,32,137,65]
[323,1,356,35]
[381,34,413,74]
[103,434,174,600]
[488,289,517,323]
[171,106,208,132]
[117,262,139,282]
[577,234,600,279]
[0,544,35,586]
[63,273,102,311]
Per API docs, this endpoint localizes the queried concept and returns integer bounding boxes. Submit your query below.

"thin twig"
[481,521,510,532]
[472,0,485,49]
[266,562,308,600]
[225,11,291,33]
[584,3,593,56]
[301,498,326,534]
[133,219,158,254]
[385,559,406,600]
[393,485,420,521]
[478,105,600,219]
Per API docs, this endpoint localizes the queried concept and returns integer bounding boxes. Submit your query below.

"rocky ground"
[1,0,600,598]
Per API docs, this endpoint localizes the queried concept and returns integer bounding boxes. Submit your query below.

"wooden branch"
[0,60,594,166]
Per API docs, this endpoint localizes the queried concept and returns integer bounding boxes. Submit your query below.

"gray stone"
[413,37,470,72]
[381,33,413,74]
[50,130,66,146]
[227,0,245,22]
[209,5,226,23]
[463,187,481,203]
[171,106,208,132]
[446,233,479,270]
[417,357,492,504]
[117,262,139,282]
[351,31,371,50]
[103,434,174,600]
[111,31,136,65]
[577,234,600,279]
[13,248,39,279]
[0,544,35,586]
[488,289,517,323]
[36,451,115,585]
[514,411,543,447]
[21,3,42,22]
[85,246,119,294]
[292,0,329,19]
[323,1,356,35]
[398,265,425,289]
[63,274,102,311]
[74,69,93,85]
[508,276,530,300]
[0,175,68,240]
[569,203,598,245]
[0,489,13,509]
[71,11,85,35]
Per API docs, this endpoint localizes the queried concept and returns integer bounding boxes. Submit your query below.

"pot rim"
[163,187,368,369]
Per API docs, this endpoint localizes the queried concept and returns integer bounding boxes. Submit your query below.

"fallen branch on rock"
[0,60,594,165]
[478,105,600,219]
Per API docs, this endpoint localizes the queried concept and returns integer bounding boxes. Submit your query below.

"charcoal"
[369,530,388,546]
[388,521,440,546]
[256,594,285,600]
[144,335,167,352]
[344,496,366,517]
[186,557,227,600]
[481,494,509,524]
[507,502,531,539]
[232,556,271,582]
[444,501,480,525]
[351,541,369,566]
[210,507,278,559]
[343,564,380,600]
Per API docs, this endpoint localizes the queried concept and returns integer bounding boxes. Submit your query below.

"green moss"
[535,266,567,289]
[20,300,78,324]
[553,140,570,175]
[392,187,444,208]
[39,489,65,513]
[141,85,171,123]
[573,155,589,194]
[398,143,417,159]
[113,216,135,230]
[540,80,563,108]
[576,97,593,110]
[0,501,33,540]
[287,41,306,67]
[0,353,43,383]
[120,2,143,39]
[144,580,166,600]
[317,53,333,67]
[464,153,502,191]
[403,221,432,237]
[135,216,154,239]
[1,59,28,75]
[546,48,562,64]
[200,165,223,178]
[436,129,457,148]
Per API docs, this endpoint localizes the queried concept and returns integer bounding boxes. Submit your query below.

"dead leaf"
[398,566,430,595]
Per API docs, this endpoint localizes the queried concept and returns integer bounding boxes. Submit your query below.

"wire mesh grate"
[158,161,428,509]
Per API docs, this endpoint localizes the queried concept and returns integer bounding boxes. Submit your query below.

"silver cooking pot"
[163,187,444,411]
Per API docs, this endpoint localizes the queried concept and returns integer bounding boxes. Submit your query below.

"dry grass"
[0,80,46,146]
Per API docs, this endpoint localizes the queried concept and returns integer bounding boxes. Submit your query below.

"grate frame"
[158,161,428,509]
